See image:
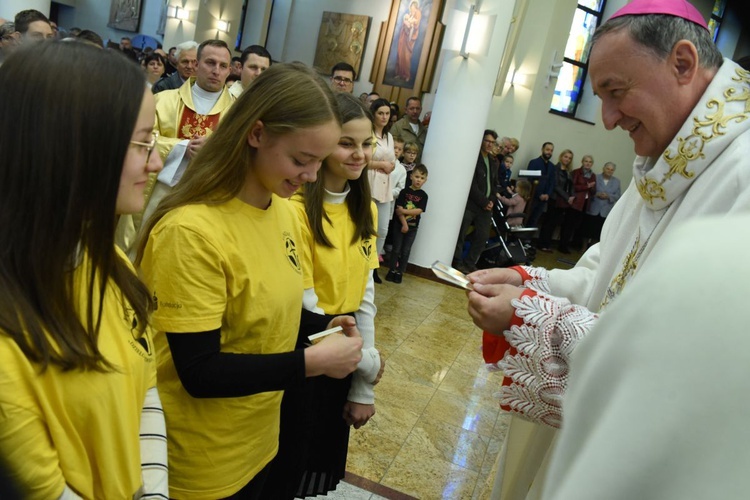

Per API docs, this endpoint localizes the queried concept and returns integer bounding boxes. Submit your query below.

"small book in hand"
[308,326,344,345]
[431,261,473,290]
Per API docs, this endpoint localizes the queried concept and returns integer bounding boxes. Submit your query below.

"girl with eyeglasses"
[0,42,166,499]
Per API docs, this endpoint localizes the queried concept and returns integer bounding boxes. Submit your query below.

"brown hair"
[403,141,419,153]
[515,179,532,201]
[302,93,377,248]
[0,42,151,371]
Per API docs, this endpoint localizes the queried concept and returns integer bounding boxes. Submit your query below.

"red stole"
[178,108,221,139]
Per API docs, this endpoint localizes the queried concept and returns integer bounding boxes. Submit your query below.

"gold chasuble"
[115,79,234,257]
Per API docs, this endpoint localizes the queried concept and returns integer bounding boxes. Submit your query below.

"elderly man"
[152,40,198,94]
[582,161,621,246]
[228,45,271,98]
[467,0,750,498]
[390,96,427,161]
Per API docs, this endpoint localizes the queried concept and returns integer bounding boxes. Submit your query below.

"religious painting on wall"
[313,12,372,79]
[107,0,143,32]
[383,0,433,89]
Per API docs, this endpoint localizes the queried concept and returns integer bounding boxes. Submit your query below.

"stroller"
[477,200,538,269]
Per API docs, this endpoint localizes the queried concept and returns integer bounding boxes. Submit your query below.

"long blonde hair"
[136,62,341,263]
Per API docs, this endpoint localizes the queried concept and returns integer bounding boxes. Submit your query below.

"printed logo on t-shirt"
[123,305,153,360]
[152,291,182,310]
[284,232,302,274]
[360,238,373,261]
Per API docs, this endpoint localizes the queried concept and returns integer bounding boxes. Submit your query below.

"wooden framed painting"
[107,0,143,33]
[382,0,439,89]
[369,0,445,109]
[312,11,372,79]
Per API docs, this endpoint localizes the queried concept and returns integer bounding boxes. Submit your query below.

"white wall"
[240,0,273,49]
[1,0,51,21]
[54,0,164,44]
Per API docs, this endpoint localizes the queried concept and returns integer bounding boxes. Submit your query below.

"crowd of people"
[2,1,750,499]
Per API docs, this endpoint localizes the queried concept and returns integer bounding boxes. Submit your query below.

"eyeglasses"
[332,76,353,85]
[130,131,159,163]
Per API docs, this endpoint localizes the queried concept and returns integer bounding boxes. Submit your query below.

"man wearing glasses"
[330,62,355,93]
[452,130,500,274]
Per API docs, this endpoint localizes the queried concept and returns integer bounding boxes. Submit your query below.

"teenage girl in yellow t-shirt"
[0,42,167,499]
[136,63,364,500]
[264,93,384,498]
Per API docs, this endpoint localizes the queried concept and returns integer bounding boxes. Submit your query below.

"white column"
[409,0,516,268]
[1,0,51,21]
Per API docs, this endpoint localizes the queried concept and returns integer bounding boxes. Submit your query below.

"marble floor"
[348,272,505,500]
[328,247,581,500]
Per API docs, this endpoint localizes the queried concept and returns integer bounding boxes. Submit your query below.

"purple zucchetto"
[609,0,708,30]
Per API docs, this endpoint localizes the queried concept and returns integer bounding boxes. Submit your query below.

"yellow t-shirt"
[140,196,303,499]
[291,195,378,315]
[0,248,156,500]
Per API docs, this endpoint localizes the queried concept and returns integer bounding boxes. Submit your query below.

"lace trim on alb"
[519,266,550,294]
[498,292,597,428]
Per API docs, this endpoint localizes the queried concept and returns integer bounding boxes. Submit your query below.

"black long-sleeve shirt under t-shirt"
[166,308,333,398]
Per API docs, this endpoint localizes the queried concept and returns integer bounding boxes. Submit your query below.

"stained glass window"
[550,1,607,117]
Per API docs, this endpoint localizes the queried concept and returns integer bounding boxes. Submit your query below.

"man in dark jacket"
[453,130,500,273]
[152,40,198,94]
[526,142,555,227]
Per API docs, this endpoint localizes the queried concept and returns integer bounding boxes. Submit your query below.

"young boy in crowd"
[390,137,407,205]
[386,164,429,283]
[497,154,515,198]
[402,141,419,187]
[384,137,407,261]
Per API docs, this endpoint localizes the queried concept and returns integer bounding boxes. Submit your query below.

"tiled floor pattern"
[312,247,581,500]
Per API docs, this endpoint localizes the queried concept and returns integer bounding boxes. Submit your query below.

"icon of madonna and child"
[384,0,432,88]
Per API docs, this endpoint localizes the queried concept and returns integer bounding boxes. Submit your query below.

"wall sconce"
[459,4,477,59]
[545,50,564,88]
[447,3,491,59]
[507,67,529,87]
[167,6,191,21]
[216,20,230,33]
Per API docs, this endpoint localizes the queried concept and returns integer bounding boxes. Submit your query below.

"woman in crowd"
[583,161,621,248]
[560,154,597,253]
[368,98,397,282]
[0,42,167,499]
[136,63,363,499]
[142,52,166,88]
[266,93,382,499]
[537,149,574,252]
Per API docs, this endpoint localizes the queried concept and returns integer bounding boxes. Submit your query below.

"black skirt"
[262,331,354,499]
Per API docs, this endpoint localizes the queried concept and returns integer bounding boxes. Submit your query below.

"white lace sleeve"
[517,265,550,293]
[498,291,598,428]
